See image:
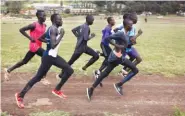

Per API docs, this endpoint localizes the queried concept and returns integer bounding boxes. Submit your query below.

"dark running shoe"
[113,83,123,95]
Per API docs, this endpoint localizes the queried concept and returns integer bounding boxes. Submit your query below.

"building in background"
[32,3,62,14]
[31,2,96,15]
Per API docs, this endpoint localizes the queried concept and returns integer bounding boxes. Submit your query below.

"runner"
[93,17,115,87]
[57,15,99,79]
[86,19,139,101]
[114,13,143,75]
[4,10,50,85]
[15,14,74,108]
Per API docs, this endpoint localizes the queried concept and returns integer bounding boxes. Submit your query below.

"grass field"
[1,15,185,77]
[1,107,185,116]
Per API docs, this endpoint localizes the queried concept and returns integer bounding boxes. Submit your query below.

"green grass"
[174,107,185,116]
[29,111,70,116]
[1,16,185,77]
[104,112,130,116]
[1,112,11,116]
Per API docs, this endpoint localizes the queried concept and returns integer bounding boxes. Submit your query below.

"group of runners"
[4,10,143,108]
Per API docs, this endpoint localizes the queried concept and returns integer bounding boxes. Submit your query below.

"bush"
[5,1,23,14]
[174,107,185,116]
[64,9,70,14]
[1,112,11,116]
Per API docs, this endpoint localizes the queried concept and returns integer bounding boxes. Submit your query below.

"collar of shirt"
[122,28,129,35]
[84,23,89,27]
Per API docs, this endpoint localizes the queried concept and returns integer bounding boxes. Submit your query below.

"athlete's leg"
[87,61,118,100]
[123,56,135,70]
[58,50,82,78]
[92,62,117,88]
[114,58,139,95]
[118,58,139,86]
[18,55,53,98]
[53,55,74,91]
[123,47,142,71]
[68,48,83,66]
[35,48,45,57]
[82,46,99,70]
[35,48,51,85]
[94,44,111,87]
[7,51,35,73]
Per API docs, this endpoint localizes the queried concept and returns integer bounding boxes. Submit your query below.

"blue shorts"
[125,47,140,59]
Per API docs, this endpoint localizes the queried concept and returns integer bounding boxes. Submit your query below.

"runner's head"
[86,15,94,25]
[51,13,62,27]
[123,13,130,20]
[123,19,133,31]
[107,17,115,26]
[36,10,46,23]
[128,12,138,24]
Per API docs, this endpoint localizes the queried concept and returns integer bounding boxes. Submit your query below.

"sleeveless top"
[44,26,63,57]
[29,22,46,52]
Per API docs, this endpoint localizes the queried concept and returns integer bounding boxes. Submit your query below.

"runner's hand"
[130,38,136,44]
[90,33,96,38]
[60,28,65,36]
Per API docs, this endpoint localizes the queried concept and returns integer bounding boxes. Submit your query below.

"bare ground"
[1,72,185,116]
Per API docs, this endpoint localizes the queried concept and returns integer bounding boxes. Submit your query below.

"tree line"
[94,1,185,15]
[1,1,185,15]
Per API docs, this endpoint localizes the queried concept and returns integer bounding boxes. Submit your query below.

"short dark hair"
[86,14,93,21]
[123,13,130,20]
[128,12,137,20]
[36,10,45,17]
[107,17,113,24]
[50,13,59,22]
[123,19,132,27]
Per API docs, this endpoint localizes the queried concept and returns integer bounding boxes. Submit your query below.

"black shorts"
[23,48,45,63]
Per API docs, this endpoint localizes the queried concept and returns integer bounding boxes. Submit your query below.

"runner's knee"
[136,57,142,63]
[101,67,112,77]
[66,67,74,76]
[28,76,41,86]
[94,53,99,60]
[133,67,139,74]
[68,67,74,76]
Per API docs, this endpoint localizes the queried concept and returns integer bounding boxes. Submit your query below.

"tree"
[60,1,63,7]
[93,1,184,15]
[93,1,106,7]
[64,9,70,14]
[5,1,23,14]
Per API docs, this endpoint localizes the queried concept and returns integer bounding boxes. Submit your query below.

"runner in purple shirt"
[93,17,115,87]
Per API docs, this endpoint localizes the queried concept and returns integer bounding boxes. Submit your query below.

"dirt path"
[1,72,185,116]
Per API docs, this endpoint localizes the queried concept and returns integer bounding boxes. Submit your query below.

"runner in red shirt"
[4,10,50,85]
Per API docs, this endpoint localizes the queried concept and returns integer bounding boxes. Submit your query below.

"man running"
[57,15,99,79]
[114,13,143,75]
[93,17,115,86]
[4,10,50,85]
[86,19,139,101]
[15,14,74,108]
